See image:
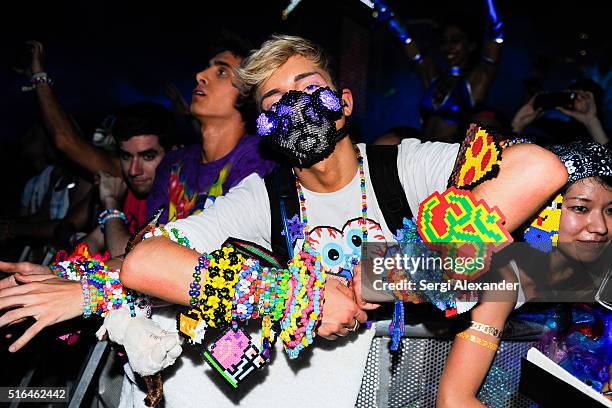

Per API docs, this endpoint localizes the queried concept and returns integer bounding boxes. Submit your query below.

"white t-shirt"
[120,140,459,408]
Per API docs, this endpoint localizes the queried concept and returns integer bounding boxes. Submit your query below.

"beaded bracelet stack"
[142,226,327,388]
[98,209,128,233]
[231,260,292,358]
[50,243,134,318]
[280,240,326,359]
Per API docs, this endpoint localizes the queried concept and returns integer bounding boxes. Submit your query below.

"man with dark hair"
[146,34,275,224]
[14,42,176,257]
[82,102,175,257]
[112,102,177,152]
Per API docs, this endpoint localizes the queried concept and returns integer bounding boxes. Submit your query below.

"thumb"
[360,302,382,311]
[347,279,381,310]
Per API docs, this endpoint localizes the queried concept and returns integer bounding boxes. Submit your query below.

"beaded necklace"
[295,144,369,243]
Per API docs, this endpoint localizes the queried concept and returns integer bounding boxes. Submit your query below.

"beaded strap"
[81,259,134,317]
[142,226,192,248]
[51,260,80,280]
[188,255,208,307]
[279,241,326,359]
[98,209,128,233]
[198,246,243,328]
[231,263,291,323]
[81,274,92,318]
[49,243,134,318]
[500,137,532,149]
[176,230,325,360]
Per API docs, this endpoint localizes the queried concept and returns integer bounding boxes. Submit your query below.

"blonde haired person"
[0,35,567,407]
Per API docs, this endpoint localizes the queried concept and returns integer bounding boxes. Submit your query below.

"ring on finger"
[347,320,360,332]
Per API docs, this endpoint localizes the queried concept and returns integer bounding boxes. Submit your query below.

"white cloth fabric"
[97,308,182,376]
[120,139,459,407]
[21,165,70,219]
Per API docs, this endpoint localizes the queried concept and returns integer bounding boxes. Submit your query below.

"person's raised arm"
[468,0,505,103]
[371,0,438,87]
[23,41,120,176]
[558,90,610,145]
[438,143,567,405]
[511,96,544,135]
[472,143,567,232]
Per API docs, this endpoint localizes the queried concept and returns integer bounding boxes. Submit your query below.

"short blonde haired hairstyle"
[236,34,337,108]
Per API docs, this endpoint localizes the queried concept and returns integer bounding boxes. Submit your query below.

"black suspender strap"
[366,144,413,233]
[264,166,299,266]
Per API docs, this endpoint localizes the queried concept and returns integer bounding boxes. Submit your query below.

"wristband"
[456,331,499,351]
[98,209,127,233]
[469,320,502,338]
[21,72,54,92]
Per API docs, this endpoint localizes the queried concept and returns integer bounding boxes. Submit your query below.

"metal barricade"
[356,318,545,408]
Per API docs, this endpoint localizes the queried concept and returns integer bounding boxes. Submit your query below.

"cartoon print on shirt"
[307,218,386,281]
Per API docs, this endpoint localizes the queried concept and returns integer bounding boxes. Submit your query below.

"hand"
[28,41,44,75]
[13,41,44,78]
[558,90,597,126]
[511,96,543,134]
[351,263,382,311]
[317,279,368,340]
[0,261,52,289]
[96,171,127,209]
[0,274,83,352]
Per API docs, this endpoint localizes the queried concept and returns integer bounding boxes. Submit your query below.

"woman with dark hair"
[438,142,612,406]
[372,0,504,143]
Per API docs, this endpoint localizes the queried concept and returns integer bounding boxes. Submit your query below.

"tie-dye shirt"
[147,134,275,224]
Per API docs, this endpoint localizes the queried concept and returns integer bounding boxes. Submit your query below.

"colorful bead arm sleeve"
[140,225,328,387]
[50,243,135,318]
[178,244,324,357]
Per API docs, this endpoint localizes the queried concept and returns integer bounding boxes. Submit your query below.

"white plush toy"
[96,308,182,376]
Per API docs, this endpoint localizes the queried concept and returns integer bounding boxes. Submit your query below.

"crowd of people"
[0,1,611,407]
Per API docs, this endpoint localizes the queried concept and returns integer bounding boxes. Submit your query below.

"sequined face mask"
[256,87,347,168]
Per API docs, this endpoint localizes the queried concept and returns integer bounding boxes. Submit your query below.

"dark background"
[0,0,607,213]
